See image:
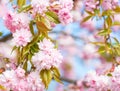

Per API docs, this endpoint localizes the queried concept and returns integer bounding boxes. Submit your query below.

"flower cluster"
[31,0,49,16]
[32,38,63,70]
[0,67,44,91]
[31,0,73,25]
[81,65,120,91]
[84,0,119,12]
[102,0,119,10]
[84,0,99,12]
[12,28,32,47]
[4,12,32,47]
[4,12,30,33]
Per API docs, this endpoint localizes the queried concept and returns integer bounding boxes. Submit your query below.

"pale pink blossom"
[31,0,49,15]
[4,12,30,33]
[84,0,99,12]
[12,28,32,47]
[59,0,73,10]
[38,38,54,51]
[32,38,63,70]
[0,0,9,18]
[102,0,119,10]
[0,68,44,91]
[58,8,72,25]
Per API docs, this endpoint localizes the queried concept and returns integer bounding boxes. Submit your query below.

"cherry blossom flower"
[102,0,119,10]
[12,28,32,47]
[4,12,30,33]
[31,0,49,16]
[32,38,63,70]
[58,8,72,25]
[59,0,73,10]
[84,0,99,12]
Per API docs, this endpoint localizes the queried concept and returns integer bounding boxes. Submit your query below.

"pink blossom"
[15,67,25,78]
[102,0,119,10]
[59,0,73,10]
[12,28,32,47]
[32,38,63,70]
[38,38,54,51]
[58,8,72,25]
[4,12,30,33]
[0,68,44,91]
[0,0,9,18]
[31,0,49,15]
[84,0,99,12]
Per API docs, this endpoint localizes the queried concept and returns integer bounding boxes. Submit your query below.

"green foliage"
[40,67,62,89]
[18,5,32,13]
[0,32,2,36]
[45,11,60,24]
[81,15,92,23]
[98,29,112,36]
[17,0,26,8]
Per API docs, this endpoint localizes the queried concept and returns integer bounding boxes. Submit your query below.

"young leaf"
[45,11,60,24]
[29,20,35,36]
[17,0,26,8]
[18,5,32,13]
[40,69,52,89]
[23,60,28,72]
[0,32,2,36]
[51,67,60,77]
[106,16,112,28]
[81,15,92,23]
[98,29,112,36]
[36,21,50,35]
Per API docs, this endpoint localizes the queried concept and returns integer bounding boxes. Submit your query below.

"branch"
[60,77,77,84]
[0,34,12,42]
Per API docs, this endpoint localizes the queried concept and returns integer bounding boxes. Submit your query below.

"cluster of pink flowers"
[0,67,44,91]
[84,0,119,12]
[80,65,120,91]
[84,0,99,12]
[32,38,63,70]
[102,0,119,10]
[57,0,73,25]
[4,12,30,33]
[31,0,73,25]
[31,0,49,16]
[3,12,32,47]
[12,28,32,47]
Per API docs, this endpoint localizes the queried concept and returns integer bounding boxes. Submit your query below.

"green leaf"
[41,17,51,30]
[91,42,105,46]
[36,21,50,35]
[53,75,63,84]
[107,73,112,77]
[86,11,93,15]
[17,0,26,8]
[0,85,6,90]
[18,5,32,13]
[112,21,120,26]
[40,69,52,89]
[114,6,120,13]
[51,67,60,77]
[29,20,35,36]
[98,29,112,36]
[51,67,62,84]
[81,15,92,23]
[106,16,112,28]
[11,46,17,54]
[113,37,119,44]
[45,11,60,24]
[23,60,28,72]
[98,46,106,54]
[0,32,2,36]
